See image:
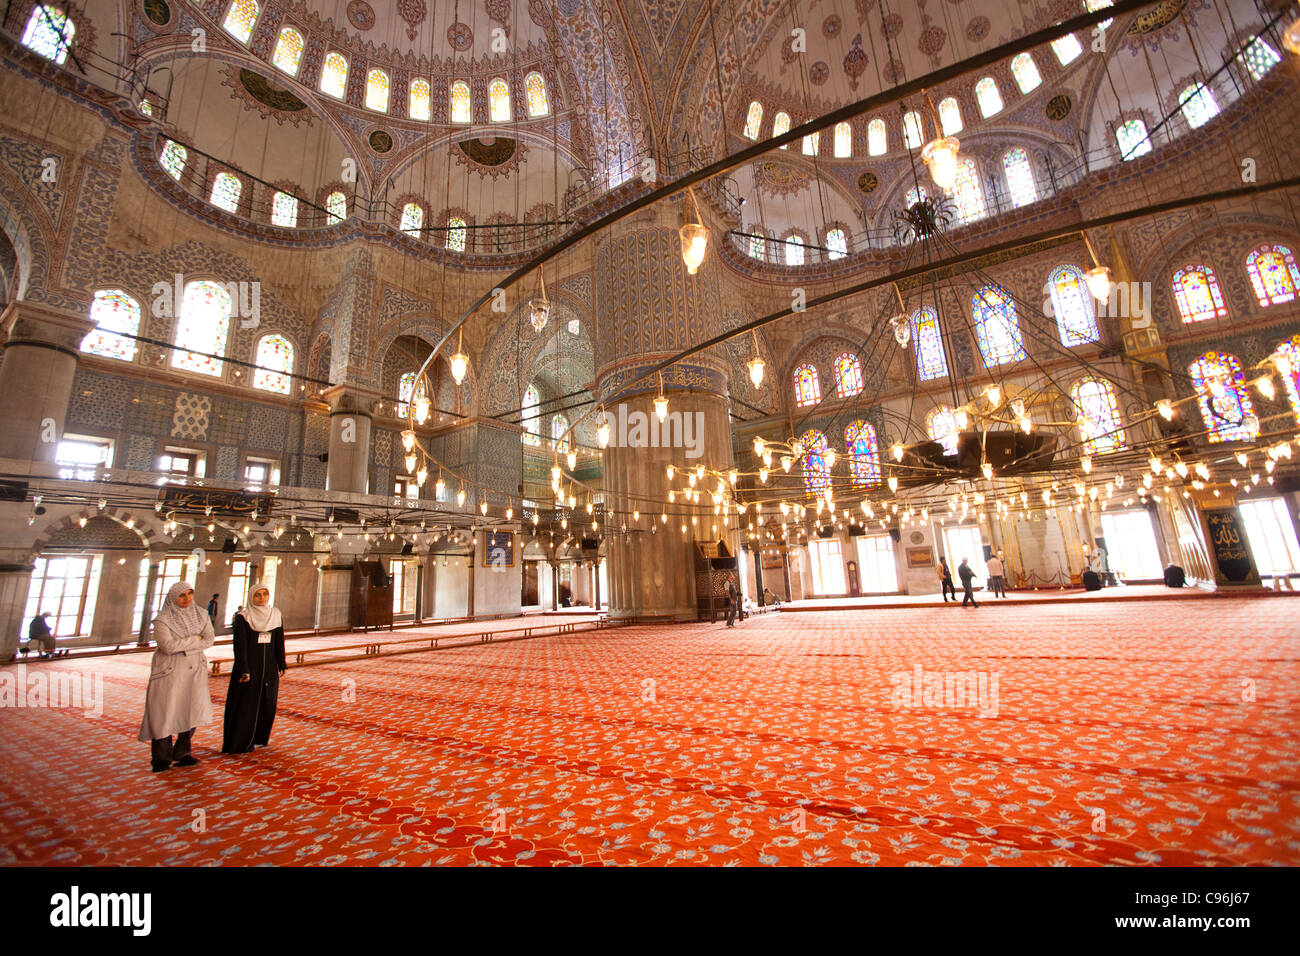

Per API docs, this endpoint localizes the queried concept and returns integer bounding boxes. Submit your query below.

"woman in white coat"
[138,582,215,772]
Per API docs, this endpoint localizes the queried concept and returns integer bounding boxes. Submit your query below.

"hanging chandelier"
[529,266,550,333]
[889,314,911,347]
[449,328,469,385]
[679,187,709,275]
[920,90,961,191]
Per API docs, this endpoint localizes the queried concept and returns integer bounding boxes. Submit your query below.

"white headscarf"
[154,581,208,637]
[238,586,282,633]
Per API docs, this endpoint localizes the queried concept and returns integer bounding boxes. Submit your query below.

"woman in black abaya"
[221,586,286,753]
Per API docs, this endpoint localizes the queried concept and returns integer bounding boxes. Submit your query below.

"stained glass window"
[272,27,303,75]
[399,203,423,237]
[868,119,887,155]
[784,233,805,266]
[1190,352,1255,442]
[802,130,819,156]
[1010,54,1041,94]
[826,228,848,260]
[82,290,140,361]
[160,140,187,180]
[320,52,348,99]
[972,285,1027,366]
[1172,265,1227,322]
[397,372,428,419]
[1116,119,1152,159]
[743,101,763,140]
[793,363,821,408]
[326,191,347,222]
[253,334,294,394]
[172,281,231,376]
[951,157,987,224]
[450,81,471,122]
[1049,265,1099,345]
[366,69,390,112]
[748,232,765,260]
[1178,83,1218,129]
[552,414,569,453]
[222,0,259,44]
[409,78,431,120]
[1071,377,1126,454]
[489,78,511,122]
[271,191,297,227]
[1276,335,1300,426]
[210,172,241,213]
[938,97,963,135]
[1246,244,1300,306]
[905,185,928,208]
[21,6,74,63]
[525,72,549,117]
[799,429,830,499]
[1003,148,1037,207]
[773,111,791,148]
[845,420,880,487]
[902,111,923,150]
[926,406,959,456]
[1085,0,1113,29]
[834,353,863,398]
[139,99,153,116]
[911,307,947,380]
[975,77,1002,117]
[1051,33,1083,65]
[447,216,467,252]
[522,384,541,445]
[833,122,852,158]
[1239,37,1281,81]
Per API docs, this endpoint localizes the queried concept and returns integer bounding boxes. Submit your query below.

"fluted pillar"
[0,301,95,464]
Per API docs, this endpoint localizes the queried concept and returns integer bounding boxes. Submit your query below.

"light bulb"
[1081,456,1092,474]
[729,470,738,486]
[696,465,705,480]
[597,419,610,448]
[1284,15,1300,55]
[759,467,769,483]
[405,453,417,473]
[1149,455,1163,474]
[417,468,428,487]
[633,510,639,520]
[780,455,793,472]
[414,395,431,424]
[1086,266,1111,300]
[449,351,469,385]
[954,409,969,429]
[747,356,765,389]
[654,394,668,422]
[892,443,904,462]
[457,489,466,506]
[890,315,911,348]
[985,384,1002,407]
[569,493,576,508]
[401,429,416,452]
[1156,399,1174,421]
[1194,462,1210,480]
[529,297,550,332]
[752,437,764,458]
[981,462,993,480]
[825,449,837,468]
[666,464,675,480]
[1019,416,1032,434]
[480,501,488,515]
[1257,376,1276,401]
[921,136,960,190]
[679,222,710,274]
[1243,414,1260,436]
[566,451,577,470]
[887,476,898,492]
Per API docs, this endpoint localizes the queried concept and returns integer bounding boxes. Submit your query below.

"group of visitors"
[138,581,287,773]
[938,554,1009,608]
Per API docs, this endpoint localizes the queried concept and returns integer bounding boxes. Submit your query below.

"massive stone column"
[320,385,379,494]
[0,301,95,464]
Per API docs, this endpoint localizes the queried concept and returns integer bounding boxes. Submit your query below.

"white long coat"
[137,615,216,741]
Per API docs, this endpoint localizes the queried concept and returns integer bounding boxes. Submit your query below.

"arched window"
[1246,244,1300,306]
[951,157,987,223]
[773,111,791,147]
[867,119,887,156]
[825,228,848,261]
[911,307,947,380]
[748,232,766,260]
[366,69,390,112]
[938,97,963,135]
[799,429,830,499]
[743,101,763,140]
[1010,53,1041,94]
[793,363,821,408]
[210,172,241,213]
[1275,335,1300,426]
[1051,33,1083,65]
[82,290,140,361]
[271,191,298,227]
[446,216,467,252]
[1002,148,1037,207]
[521,385,541,445]
[926,406,959,455]
[784,233,805,266]
[902,111,923,149]
[845,421,880,487]
[397,372,428,419]
[802,131,820,156]
[326,191,347,223]
[1190,352,1255,442]
[21,5,75,63]
[551,414,569,453]
[409,78,431,120]
[1172,265,1227,322]
[272,27,303,75]
[450,81,471,123]
[173,281,232,376]
[222,0,259,43]
[1048,265,1099,345]
[1178,83,1218,129]
[253,334,294,394]
[975,77,1002,117]
[834,353,863,397]
[972,285,1026,366]
[159,140,187,180]
[905,185,928,208]
[1071,377,1126,454]
[489,78,511,122]
[399,203,423,237]
[525,72,549,117]
[1116,119,1152,159]
[1085,0,1114,30]
[320,52,348,99]
[833,122,852,157]
[1238,37,1281,81]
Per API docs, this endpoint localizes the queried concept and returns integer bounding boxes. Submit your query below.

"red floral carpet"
[1,598,1297,866]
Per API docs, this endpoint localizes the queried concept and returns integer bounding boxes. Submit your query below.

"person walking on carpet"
[958,558,979,608]
[222,585,287,753]
[938,557,956,603]
[725,579,741,628]
[986,553,1006,598]
[139,582,215,772]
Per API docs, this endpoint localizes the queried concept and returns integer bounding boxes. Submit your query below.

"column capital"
[320,384,384,417]
[2,300,95,355]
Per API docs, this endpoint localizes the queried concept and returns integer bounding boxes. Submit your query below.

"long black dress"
[221,615,286,753]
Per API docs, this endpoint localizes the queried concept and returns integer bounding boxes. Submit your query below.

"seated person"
[1163,563,1186,588]
[1081,568,1102,591]
[27,612,55,659]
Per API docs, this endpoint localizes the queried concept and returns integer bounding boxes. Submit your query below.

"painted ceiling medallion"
[346,1,376,31]
[368,129,393,153]
[142,0,171,27]
[227,67,311,125]
[486,0,511,31]
[881,14,903,39]
[966,16,990,41]
[809,61,829,85]
[822,14,841,39]
[843,34,868,90]
[918,25,947,56]
[1127,0,1190,35]
[447,21,473,51]
[856,170,879,194]
[1046,94,1073,121]
[754,162,812,198]
[398,0,428,41]
[458,137,517,166]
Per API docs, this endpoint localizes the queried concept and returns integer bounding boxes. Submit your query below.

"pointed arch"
[173,281,232,376]
[1172,264,1227,322]
[222,0,259,44]
[253,334,294,394]
[366,69,390,112]
[272,27,303,75]
[1071,377,1126,453]
[320,52,348,98]
[1048,265,1099,345]
[972,285,1026,366]
[1189,352,1254,442]
[1246,244,1300,306]
[845,420,880,487]
[833,353,863,398]
[799,429,830,499]
[911,307,947,380]
[83,290,140,362]
[793,363,820,408]
[522,384,541,445]
[743,101,763,140]
[975,77,1002,117]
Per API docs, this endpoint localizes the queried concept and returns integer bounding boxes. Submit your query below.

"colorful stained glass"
[834,353,863,398]
[399,203,423,236]
[210,172,241,212]
[1276,335,1300,426]
[1116,119,1152,159]
[139,99,153,116]
[926,406,959,455]
[1049,265,1100,345]
[1051,33,1083,65]
[409,78,431,120]
[522,384,541,445]
[1246,244,1300,306]
[1178,83,1219,129]
[366,69,390,112]
[793,363,821,408]
[551,415,569,453]
[938,97,962,135]
[905,185,928,208]
[1190,352,1255,442]
[271,191,297,227]
[160,140,187,180]
[845,420,880,487]
[972,285,1026,366]
[784,234,805,266]
[1239,37,1280,81]
[222,0,259,43]
[975,77,1002,117]
[1010,53,1041,94]
[826,228,848,260]
[743,101,763,140]
[911,307,947,380]
[447,216,467,252]
[82,290,140,361]
[22,6,74,63]
[272,27,303,75]
[868,119,887,155]
[803,130,819,156]
[902,111,923,150]
[326,191,347,222]
[1071,377,1126,454]
[951,157,987,223]
[833,122,852,157]
[450,81,471,122]
[799,429,830,499]
[253,334,294,394]
[525,72,549,117]
[1085,0,1113,30]
[748,233,766,260]
[773,112,791,148]
[489,78,511,122]
[320,52,348,99]
[1172,265,1227,322]
[397,372,428,419]
[172,281,231,376]
[1002,148,1037,207]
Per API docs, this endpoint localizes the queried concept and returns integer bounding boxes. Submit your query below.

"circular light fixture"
[921,136,961,191]
[1086,266,1112,301]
